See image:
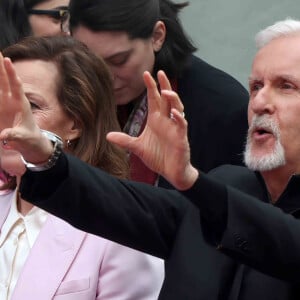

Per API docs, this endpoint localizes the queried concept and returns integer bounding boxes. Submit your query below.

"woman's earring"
[66,139,72,148]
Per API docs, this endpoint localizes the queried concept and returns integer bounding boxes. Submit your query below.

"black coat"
[20,154,300,299]
[159,55,249,187]
[177,55,249,171]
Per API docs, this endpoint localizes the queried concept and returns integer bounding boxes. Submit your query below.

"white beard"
[244,115,286,171]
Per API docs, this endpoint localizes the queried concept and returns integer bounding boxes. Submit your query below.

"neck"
[16,176,34,216]
[261,166,295,203]
[18,197,34,216]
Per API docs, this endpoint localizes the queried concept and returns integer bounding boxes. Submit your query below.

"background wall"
[180,0,300,88]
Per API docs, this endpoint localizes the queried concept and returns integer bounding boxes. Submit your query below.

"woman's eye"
[107,54,130,66]
[111,58,127,66]
[49,15,61,23]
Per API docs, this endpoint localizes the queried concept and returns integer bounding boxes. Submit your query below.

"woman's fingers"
[0,53,11,99]
[4,57,23,102]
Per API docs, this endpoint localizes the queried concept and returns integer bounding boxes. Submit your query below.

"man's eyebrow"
[248,74,300,84]
[275,74,300,84]
[248,76,261,83]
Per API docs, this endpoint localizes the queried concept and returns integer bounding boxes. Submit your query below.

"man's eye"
[281,82,295,89]
[30,102,40,110]
[250,83,263,92]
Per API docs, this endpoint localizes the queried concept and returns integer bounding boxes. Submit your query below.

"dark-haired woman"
[68,0,249,187]
[0,0,69,50]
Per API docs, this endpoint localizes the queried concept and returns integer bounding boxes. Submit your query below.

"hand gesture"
[0,53,52,163]
[107,71,198,190]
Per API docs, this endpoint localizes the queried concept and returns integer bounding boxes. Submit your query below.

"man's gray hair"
[255,18,300,49]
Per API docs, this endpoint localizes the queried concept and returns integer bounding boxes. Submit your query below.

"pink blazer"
[0,192,164,299]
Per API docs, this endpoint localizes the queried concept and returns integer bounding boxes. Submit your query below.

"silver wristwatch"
[21,129,63,171]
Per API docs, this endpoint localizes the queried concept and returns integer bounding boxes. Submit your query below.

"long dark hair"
[0,0,32,49]
[23,0,48,9]
[69,0,196,78]
[2,36,129,189]
[0,0,56,50]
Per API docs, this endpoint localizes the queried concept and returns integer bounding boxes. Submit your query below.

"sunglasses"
[28,8,70,33]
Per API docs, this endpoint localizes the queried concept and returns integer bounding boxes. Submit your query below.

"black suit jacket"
[198,165,300,283]
[20,154,300,299]
[20,154,236,299]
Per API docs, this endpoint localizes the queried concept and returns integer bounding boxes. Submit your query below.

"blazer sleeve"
[183,173,300,283]
[97,241,164,299]
[220,185,300,283]
[19,153,187,259]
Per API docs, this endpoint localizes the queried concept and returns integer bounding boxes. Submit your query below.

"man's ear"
[152,21,166,52]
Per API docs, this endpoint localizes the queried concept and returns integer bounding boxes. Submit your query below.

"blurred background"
[180,0,300,88]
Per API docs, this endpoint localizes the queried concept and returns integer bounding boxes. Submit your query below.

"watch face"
[22,129,63,171]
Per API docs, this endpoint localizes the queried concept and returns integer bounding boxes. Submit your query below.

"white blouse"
[0,190,47,300]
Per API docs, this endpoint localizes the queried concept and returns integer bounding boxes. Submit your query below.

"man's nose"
[250,86,275,116]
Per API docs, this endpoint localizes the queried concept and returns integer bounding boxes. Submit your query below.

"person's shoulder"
[180,55,240,82]
[178,55,248,98]
[209,164,252,177]
[207,165,263,195]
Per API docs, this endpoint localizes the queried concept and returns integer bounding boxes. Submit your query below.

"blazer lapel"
[12,214,86,299]
[228,264,246,300]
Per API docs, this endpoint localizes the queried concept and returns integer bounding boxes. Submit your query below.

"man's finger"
[161,90,184,114]
[157,70,172,91]
[143,71,160,114]
[106,132,136,152]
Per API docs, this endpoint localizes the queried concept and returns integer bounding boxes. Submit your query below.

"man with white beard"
[244,115,286,172]
[3,19,300,299]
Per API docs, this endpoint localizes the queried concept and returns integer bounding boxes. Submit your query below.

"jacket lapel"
[12,214,86,299]
[228,264,246,300]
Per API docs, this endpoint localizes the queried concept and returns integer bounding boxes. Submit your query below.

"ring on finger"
[169,111,185,120]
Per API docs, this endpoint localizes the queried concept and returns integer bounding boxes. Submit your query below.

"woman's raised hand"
[0,53,53,164]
